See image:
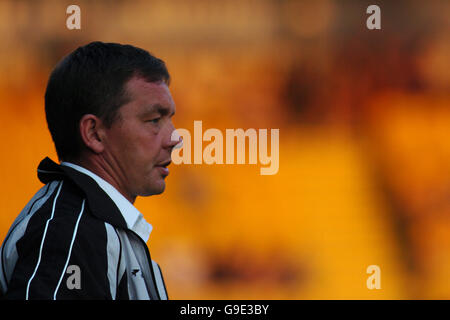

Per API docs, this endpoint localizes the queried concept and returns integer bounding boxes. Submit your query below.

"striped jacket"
[0,157,168,300]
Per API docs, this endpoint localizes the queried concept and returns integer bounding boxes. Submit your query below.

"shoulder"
[18,179,109,254]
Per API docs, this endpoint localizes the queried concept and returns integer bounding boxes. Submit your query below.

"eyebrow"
[140,103,175,117]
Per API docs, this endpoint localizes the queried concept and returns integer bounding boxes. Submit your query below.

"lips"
[155,160,171,176]
[157,160,171,167]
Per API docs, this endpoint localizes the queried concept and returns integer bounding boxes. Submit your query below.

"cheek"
[107,124,162,164]
[134,132,163,162]
[106,128,142,163]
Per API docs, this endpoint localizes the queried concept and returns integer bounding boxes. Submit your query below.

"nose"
[168,127,183,150]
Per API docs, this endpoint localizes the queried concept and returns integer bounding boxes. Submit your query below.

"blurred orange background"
[0,0,449,299]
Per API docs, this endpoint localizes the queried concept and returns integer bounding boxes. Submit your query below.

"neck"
[67,154,136,204]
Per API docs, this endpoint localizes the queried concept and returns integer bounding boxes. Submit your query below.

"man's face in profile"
[100,76,177,199]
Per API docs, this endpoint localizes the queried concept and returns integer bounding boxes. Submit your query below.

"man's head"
[45,42,179,200]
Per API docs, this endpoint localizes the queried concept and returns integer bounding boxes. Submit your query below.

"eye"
[147,117,161,124]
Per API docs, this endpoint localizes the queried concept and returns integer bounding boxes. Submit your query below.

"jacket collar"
[37,157,129,231]
[61,161,152,242]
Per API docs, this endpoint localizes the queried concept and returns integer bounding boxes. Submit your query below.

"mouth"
[157,160,172,167]
[155,160,171,176]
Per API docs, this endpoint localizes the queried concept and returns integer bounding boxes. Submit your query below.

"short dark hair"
[45,41,170,161]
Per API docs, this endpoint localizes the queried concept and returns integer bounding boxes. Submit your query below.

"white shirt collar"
[61,162,153,242]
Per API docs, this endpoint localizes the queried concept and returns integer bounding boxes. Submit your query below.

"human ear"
[79,114,105,154]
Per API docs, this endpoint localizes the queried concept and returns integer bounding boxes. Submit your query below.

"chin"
[141,181,166,196]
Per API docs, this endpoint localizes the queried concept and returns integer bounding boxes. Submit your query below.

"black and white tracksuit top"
[0,157,169,300]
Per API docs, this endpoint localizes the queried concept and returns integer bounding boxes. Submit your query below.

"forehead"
[122,77,175,115]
